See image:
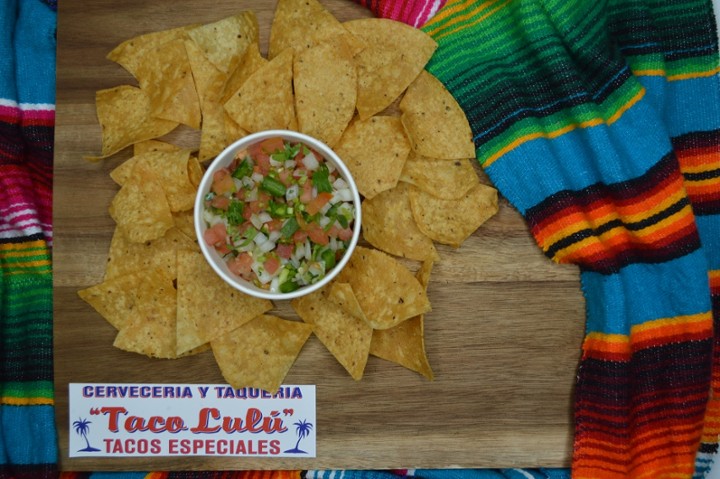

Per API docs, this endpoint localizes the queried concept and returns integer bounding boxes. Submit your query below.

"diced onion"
[258,240,276,253]
[253,231,268,245]
[284,160,296,169]
[258,212,272,224]
[285,184,299,202]
[251,172,264,184]
[250,214,263,230]
[268,231,282,243]
[308,263,323,276]
[269,277,280,292]
[335,188,353,202]
[303,152,319,170]
[332,178,347,189]
[319,215,332,228]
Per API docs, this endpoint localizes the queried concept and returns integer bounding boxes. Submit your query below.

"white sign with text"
[68,383,316,458]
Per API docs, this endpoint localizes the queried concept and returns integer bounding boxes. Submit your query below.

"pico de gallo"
[202,137,356,294]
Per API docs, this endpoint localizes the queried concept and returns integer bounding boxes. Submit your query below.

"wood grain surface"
[53,0,586,471]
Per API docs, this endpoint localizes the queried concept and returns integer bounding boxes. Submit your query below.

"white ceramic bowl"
[194,130,362,300]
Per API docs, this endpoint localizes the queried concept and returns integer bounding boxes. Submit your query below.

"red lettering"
[246,408,263,433]
[257,439,268,454]
[270,439,280,454]
[217,439,228,454]
[100,406,128,433]
[193,439,204,454]
[190,407,222,433]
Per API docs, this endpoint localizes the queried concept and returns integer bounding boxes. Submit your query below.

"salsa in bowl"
[195,130,362,300]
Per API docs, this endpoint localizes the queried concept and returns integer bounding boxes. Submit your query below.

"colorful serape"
[413,0,720,478]
[0,0,57,479]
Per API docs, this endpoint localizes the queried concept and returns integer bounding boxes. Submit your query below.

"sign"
[68,383,316,458]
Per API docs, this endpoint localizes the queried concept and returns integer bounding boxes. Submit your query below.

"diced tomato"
[263,256,281,275]
[276,243,294,259]
[300,181,314,203]
[266,218,284,231]
[292,230,308,244]
[211,195,230,210]
[249,143,271,174]
[326,223,353,241]
[260,137,285,154]
[234,188,246,200]
[337,227,353,241]
[212,168,235,195]
[257,191,272,206]
[203,222,227,249]
[278,169,292,186]
[228,252,254,280]
[244,201,264,219]
[305,192,332,215]
[307,224,329,246]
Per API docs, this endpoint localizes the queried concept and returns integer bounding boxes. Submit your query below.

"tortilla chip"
[133,139,182,157]
[92,85,178,159]
[293,38,357,148]
[344,18,437,119]
[400,152,480,199]
[110,149,197,212]
[268,0,362,59]
[220,42,268,105]
[187,11,259,74]
[172,210,198,240]
[334,116,410,199]
[335,246,431,330]
[224,48,296,133]
[409,183,499,247]
[109,163,174,243]
[328,282,368,322]
[107,24,197,78]
[400,70,475,159]
[78,271,149,330]
[184,37,227,107]
[224,113,250,145]
[370,260,434,379]
[370,316,433,380]
[211,315,313,393]
[133,38,201,129]
[104,227,197,280]
[188,155,204,187]
[185,37,232,160]
[199,100,231,161]
[113,269,178,359]
[361,182,438,261]
[175,250,273,356]
[292,287,372,380]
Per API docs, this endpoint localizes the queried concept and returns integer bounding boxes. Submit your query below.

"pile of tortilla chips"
[78,0,499,393]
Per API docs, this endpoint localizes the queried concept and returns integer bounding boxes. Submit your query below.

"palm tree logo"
[73,417,101,452]
[284,419,313,454]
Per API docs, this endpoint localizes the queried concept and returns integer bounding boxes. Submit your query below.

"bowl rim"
[194,129,362,300]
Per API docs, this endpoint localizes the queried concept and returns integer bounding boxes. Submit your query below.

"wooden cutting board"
[53,0,585,471]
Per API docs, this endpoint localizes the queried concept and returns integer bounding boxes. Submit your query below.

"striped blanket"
[411,0,720,478]
[3,1,720,479]
[0,0,57,478]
